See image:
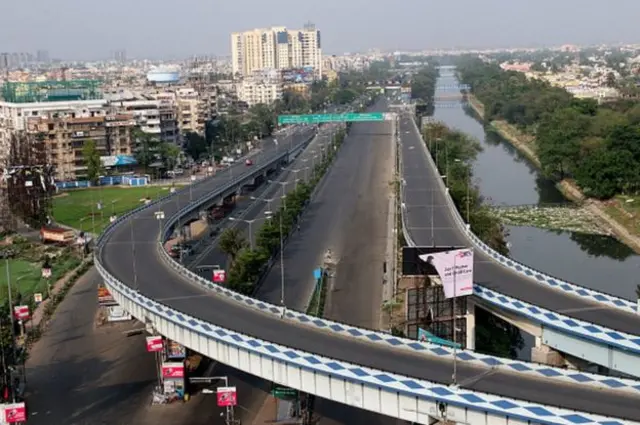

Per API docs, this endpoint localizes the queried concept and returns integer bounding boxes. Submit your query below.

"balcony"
[141,126,162,134]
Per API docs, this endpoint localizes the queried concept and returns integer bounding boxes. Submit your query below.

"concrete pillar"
[465,298,476,350]
[531,338,565,367]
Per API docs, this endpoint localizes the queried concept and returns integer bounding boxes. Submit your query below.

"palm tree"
[219,228,247,266]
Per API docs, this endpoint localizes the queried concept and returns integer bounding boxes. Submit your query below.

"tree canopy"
[456,57,640,199]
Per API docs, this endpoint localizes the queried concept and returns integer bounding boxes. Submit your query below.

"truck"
[40,226,75,245]
[208,196,237,221]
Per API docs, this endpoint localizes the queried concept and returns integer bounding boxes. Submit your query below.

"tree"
[249,104,275,138]
[183,132,208,161]
[82,139,102,184]
[133,129,160,172]
[219,228,247,266]
[159,142,181,170]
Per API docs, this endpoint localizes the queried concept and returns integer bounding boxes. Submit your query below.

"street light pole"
[279,211,285,315]
[452,255,458,388]
[129,218,139,292]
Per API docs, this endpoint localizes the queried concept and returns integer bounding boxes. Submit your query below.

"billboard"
[3,403,26,423]
[162,362,185,378]
[217,387,238,407]
[146,336,164,352]
[13,305,29,321]
[281,67,315,83]
[166,339,186,359]
[402,246,462,276]
[419,248,474,299]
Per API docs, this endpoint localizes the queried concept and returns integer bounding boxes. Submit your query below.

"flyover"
[96,101,640,425]
[397,110,640,376]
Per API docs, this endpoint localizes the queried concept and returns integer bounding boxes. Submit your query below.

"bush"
[223,129,347,295]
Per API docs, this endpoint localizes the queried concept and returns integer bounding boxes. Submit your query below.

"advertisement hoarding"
[13,305,29,320]
[419,248,474,299]
[146,336,164,352]
[161,362,185,378]
[217,387,238,407]
[3,402,26,423]
[166,339,186,359]
[212,269,226,283]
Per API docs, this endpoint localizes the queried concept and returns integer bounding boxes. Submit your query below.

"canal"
[432,74,640,357]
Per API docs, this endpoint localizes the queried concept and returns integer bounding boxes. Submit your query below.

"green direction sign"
[278,112,387,125]
[271,386,298,399]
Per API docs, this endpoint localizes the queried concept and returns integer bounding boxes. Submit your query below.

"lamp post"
[268,180,292,210]
[229,216,269,250]
[265,210,285,317]
[129,218,139,292]
[250,196,274,211]
[154,210,165,239]
[454,159,471,225]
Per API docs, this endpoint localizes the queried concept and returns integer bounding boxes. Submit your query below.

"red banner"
[4,402,26,423]
[146,336,163,352]
[213,269,226,283]
[13,305,29,320]
[161,362,184,378]
[217,387,237,407]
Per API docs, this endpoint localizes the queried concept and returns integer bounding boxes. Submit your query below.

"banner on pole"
[419,248,474,299]
[217,386,238,407]
[146,336,164,352]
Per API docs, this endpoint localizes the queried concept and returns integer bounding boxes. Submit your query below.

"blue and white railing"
[406,117,637,314]
[399,117,640,355]
[95,259,640,425]
[94,128,640,424]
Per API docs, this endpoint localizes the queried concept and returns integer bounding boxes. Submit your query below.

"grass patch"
[0,253,81,303]
[603,197,640,235]
[53,186,173,233]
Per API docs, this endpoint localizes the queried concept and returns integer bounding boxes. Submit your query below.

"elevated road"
[97,101,640,421]
[398,113,640,335]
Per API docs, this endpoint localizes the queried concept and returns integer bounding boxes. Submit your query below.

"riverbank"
[467,94,640,254]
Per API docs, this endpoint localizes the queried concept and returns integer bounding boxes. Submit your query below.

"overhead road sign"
[278,112,394,125]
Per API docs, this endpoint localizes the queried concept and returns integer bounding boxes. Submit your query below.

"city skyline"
[3,0,640,60]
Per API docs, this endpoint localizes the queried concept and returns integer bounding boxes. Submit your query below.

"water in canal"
[432,74,640,302]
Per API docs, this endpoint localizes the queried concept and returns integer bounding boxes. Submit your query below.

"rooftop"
[1,80,103,103]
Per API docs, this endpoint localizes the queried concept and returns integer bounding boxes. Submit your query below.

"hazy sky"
[2,0,640,59]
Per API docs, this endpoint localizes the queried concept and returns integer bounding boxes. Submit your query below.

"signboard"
[146,336,164,352]
[34,293,43,304]
[419,248,474,299]
[13,305,29,320]
[161,362,185,378]
[166,339,186,359]
[212,269,226,283]
[271,386,297,399]
[3,402,26,423]
[41,267,51,278]
[97,285,116,306]
[277,112,387,125]
[217,387,238,407]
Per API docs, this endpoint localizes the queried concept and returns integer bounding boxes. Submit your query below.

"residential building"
[26,113,136,181]
[237,79,283,106]
[231,24,322,78]
[114,98,179,144]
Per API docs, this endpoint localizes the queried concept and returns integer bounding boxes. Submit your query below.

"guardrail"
[399,114,640,354]
[406,118,637,314]
[93,119,640,423]
[95,259,639,425]
[93,122,640,394]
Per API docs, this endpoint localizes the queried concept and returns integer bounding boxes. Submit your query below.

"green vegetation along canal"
[432,73,640,360]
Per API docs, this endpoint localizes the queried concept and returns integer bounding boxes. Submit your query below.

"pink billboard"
[217,387,238,407]
[419,248,474,298]
[146,336,163,352]
[162,362,185,378]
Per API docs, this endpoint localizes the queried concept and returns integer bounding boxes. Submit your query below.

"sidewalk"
[25,258,92,336]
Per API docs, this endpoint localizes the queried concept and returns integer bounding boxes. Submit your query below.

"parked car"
[245,159,253,166]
